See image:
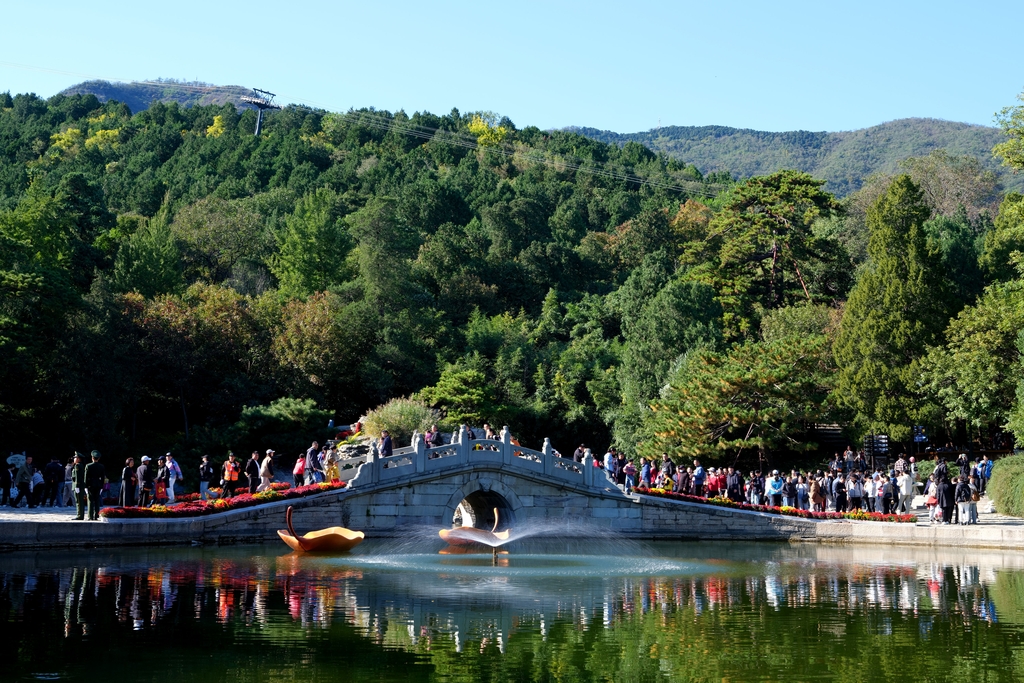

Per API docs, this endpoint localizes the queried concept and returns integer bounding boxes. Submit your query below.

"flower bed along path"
[634,487,918,523]
[100,482,345,519]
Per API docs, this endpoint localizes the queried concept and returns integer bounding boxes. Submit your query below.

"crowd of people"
[587,445,994,525]
[2,435,1001,526]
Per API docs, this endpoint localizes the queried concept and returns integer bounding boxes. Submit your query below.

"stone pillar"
[412,431,426,473]
[501,425,512,465]
[458,425,470,465]
[583,448,594,487]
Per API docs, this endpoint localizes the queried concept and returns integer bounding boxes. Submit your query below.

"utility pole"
[240,88,281,136]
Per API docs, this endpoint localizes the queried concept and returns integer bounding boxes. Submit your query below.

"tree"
[980,192,1024,283]
[644,335,833,465]
[681,170,844,339]
[170,196,271,283]
[418,366,500,425]
[899,149,999,219]
[271,187,353,297]
[111,210,183,298]
[833,175,948,441]
[994,89,1024,172]
[922,276,1024,428]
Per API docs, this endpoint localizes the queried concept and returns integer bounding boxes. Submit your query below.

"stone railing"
[347,425,617,491]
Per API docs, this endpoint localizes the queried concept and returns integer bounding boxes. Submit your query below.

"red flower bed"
[100,482,345,519]
[633,487,917,523]
[173,481,290,503]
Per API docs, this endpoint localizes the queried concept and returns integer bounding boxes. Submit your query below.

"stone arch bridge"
[274,425,814,541]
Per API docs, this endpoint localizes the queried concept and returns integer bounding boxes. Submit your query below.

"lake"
[3,536,1024,682]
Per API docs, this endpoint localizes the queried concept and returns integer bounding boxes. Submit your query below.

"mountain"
[59,79,1016,197]
[60,79,252,113]
[569,118,1018,196]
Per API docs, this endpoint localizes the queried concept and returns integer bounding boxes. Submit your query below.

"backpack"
[293,458,306,476]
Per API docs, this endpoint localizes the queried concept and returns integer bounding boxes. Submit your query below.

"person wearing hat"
[84,451,106,520]
[136,456,154,507]
[258,449,275,492]
[70,452,87,519]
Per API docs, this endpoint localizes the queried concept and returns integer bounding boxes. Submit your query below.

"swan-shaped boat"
[438,507,510,546]
[277,505,364,552]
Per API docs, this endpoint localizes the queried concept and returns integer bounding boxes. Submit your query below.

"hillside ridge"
[569,118,1016,196]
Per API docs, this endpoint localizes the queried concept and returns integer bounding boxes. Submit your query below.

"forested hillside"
[573,118,1019,197]
[1,88,1023,473]
[60,79,250,113]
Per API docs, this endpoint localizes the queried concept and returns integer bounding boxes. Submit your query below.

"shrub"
[989,454,1024,517]
[362,397,442,444]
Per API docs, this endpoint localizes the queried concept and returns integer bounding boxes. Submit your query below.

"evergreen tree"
[271,187,353,297]
[644,335,832,466]
[112,209,183,298]
[833,175,946,441]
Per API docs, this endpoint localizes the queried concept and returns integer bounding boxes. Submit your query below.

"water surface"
[4,537,1024,682]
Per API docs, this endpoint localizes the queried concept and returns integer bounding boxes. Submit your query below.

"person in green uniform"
[70,452,87,520]
[84,451,106,521]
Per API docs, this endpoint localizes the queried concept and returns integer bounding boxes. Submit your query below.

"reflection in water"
[2,541,1024,682]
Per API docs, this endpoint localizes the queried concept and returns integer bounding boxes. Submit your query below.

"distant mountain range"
[60,79,251,113]
[58,80,1017,197]
[569,119,1019,196]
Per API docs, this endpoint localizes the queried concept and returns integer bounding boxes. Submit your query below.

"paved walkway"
[4,494,1024,526]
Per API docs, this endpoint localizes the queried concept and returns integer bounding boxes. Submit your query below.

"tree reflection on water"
[2,542,1024,682]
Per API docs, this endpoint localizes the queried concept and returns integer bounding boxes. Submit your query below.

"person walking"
[11,455,35,508]
[165,453,183,504]
[258,450,274,492]
[198,455,214,500]
[292,454,305,488]
[305,441,325,484]
[70,453,87,519]
[222,452,241,498]
[119,458,137,507]
[84,451,106,521]
[245,452,260,495]
[137,456,154,507]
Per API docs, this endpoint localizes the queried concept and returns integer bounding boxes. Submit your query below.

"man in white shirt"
[896,470,914,513]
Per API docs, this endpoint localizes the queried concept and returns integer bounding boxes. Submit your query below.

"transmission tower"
[240,88,281,136]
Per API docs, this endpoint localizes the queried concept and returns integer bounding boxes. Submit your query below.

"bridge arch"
[444,478,522,531]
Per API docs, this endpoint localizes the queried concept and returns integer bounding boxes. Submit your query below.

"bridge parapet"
[348,425,616,492]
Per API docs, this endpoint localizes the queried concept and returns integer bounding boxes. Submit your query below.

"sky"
[1,0,1021,134]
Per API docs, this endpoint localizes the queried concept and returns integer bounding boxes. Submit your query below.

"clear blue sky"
[2,0,1021,133]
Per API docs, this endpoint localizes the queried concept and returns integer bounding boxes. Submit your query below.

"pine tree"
[644,335,832,465]
[832,175,946,441]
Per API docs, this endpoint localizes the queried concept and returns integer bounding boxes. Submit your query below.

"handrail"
[349,426,602,490]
